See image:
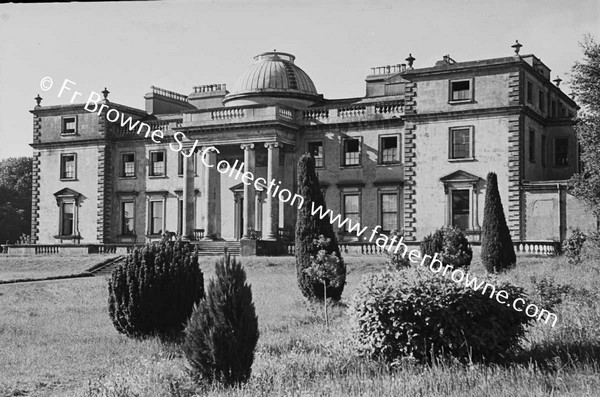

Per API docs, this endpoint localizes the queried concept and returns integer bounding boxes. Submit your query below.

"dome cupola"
[223,51,322,108]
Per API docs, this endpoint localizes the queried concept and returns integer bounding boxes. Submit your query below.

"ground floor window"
[121,201,135,235]
[380,192,399,232]
[150,200,164,235]
[61,202,74,235]
[451,189,470,230]
[342,193,360,231]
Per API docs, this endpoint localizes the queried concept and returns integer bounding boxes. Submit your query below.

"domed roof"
[223,51,321,107]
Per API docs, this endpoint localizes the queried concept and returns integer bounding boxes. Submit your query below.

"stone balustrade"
[211,108,245,120]
[303,108,329,120]
[338,105,366,118]
[375,102,404,114]
[193,84,226,93]
[150,86,189,102]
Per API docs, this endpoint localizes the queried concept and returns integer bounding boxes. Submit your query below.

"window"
[380,136,400,164]
[342,194,360,231]
[380,192,398,232]
[450,79,472,101]
[527,80,533,103]
[343,138,361,166]
[121,202,134,235]
[307,141,324,168]
[541,135,547,167]
[150,200,163,235]
[178,151,185,175]
[529,129,535,163]
[451,189,470,230]
[555,138,569,166]
[122,153,135,177]
[538,89,545,112]
[449,127,473,159]
[61,116,77,134]
[150,151,165,176]
[60,154,76,180]
[61,202,74,235]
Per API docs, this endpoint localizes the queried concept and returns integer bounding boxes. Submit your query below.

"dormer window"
[449,79,473,102]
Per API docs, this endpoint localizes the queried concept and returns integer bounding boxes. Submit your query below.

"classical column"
[202,147,218,239]
[264,142,280,240]
[181,148,196,240]
[241,143,255,239]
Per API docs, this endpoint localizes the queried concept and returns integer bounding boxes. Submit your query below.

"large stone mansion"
[29,43,595,249]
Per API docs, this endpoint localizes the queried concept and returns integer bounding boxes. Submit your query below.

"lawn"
[0,254,599,396]
[0,255,118,282]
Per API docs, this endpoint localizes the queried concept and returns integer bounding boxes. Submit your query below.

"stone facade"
[30,49,587,246]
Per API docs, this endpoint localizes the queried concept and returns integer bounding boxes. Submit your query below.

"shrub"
[350,267,533,364]
[385,250,412,271]
[295,154,346,301]
[107,240,204,340]
[183,254,259,386]
[481,172,516,273]
[530,275,572,310]
[562,228,588,264]
[420,226,472,269]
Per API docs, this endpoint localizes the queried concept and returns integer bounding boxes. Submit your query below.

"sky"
[0,0,598,159]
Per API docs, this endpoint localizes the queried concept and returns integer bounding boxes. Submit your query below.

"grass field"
[0,255,117,282]
[1,254,599,396]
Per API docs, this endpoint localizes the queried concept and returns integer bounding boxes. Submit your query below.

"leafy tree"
[481,172,516,273]
[569,35,600,225]
[183,254,259,386]
[0,157,32,243]
[295,154,346,301]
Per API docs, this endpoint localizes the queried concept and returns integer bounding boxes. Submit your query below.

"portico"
[177,139,289,241]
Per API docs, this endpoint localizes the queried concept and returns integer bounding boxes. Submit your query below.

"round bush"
[385,251,411,271]
[421,226,472,269]
[108,240,204,340]
[350,267,533,364]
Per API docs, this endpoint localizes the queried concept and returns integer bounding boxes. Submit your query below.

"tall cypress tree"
[295,154,346,301]
[481,172,516,273]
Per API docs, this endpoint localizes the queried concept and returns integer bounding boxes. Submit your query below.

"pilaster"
[403,123,417,241]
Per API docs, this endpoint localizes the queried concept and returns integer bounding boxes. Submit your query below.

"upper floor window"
[342,138,361,166]
[307,141,324,168]
[61,116,77,135]
[538,89,545,112]
[527,80,533,103]
[178,149,198,176]
[551,100,557,118]
[529,129,536,163]
[449,127,473,160]
[555,138,569,166]
[449,79,472,102]
[379,135,400,164]
[150,150,165,176]
[60,154,76,180]
[122,153,135,177]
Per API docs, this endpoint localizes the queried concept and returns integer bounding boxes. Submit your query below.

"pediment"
[53,187,82,198]
[440,170,483,184]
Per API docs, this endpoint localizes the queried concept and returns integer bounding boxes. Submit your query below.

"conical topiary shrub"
[295,154,346,301]
[107,239,204,340]
[183,254,259,386]
[481,172,516,273]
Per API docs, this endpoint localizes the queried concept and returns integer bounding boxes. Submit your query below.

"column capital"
[264,141,279,149]
[240,143,255,151]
